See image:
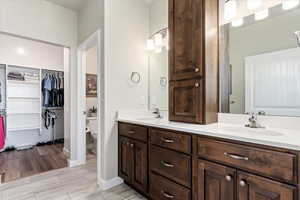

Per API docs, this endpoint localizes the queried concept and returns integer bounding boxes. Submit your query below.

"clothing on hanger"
[42,71,64,108]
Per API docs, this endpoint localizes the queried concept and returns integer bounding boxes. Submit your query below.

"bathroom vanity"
[118,119,300,200]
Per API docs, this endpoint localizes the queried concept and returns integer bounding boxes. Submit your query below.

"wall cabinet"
[169,0,219,124]
[118,122,300,200]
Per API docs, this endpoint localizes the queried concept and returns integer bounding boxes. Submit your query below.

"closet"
[0,65,65,151]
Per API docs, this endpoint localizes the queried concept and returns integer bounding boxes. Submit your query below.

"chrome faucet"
[153,107,162,119]
[245,113,265,129]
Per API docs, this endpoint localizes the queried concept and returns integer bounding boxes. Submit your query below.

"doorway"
[77,30,102,179]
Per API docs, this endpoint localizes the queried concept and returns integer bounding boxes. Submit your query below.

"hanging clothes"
[42,71,64,108]
[0,116,5,149]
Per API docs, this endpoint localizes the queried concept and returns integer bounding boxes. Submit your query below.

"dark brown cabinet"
[196,159,236,200]
[169,79,203,123]
[238,172,296,200]
[169,0,219,124]
[118,136,148,194]
[118,123,300,200]
[169,0,203,81]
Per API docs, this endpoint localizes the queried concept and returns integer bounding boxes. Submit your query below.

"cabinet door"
[132,140,148,194]
[197,159,235,200]
[118,137,133,183]
[169,0,203,81]
[169,79,203,123]
[238,172,296,200]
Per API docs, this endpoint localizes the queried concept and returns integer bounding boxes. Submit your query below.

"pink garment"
[0,116,5,149]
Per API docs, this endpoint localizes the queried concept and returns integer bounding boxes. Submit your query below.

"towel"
[0,116,5,149]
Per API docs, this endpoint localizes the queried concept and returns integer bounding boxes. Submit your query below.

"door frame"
[76,30,103,180]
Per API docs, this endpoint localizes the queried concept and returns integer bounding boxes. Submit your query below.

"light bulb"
[154,33,163,47]
[232,18,244,27]
[147,39,155,51]
[247,0,262,10]
[224,0,237,20]
[282,0,299,10]
[155,47,162,54]
[255,9,269,21]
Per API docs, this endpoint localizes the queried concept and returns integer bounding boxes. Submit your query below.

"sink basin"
[221,126,284,137]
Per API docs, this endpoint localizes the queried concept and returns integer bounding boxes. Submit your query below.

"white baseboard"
[68,159,86,167]
[98,177,123,190]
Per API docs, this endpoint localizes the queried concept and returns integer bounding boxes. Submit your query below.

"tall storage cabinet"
[169,0,219,124]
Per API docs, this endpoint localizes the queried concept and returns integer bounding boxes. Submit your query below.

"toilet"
[86,117,98,140]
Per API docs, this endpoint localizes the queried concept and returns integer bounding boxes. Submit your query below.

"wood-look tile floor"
[0,143,68,183]
[0,159,146,200]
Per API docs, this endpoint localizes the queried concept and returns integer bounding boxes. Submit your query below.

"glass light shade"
[282,0,299,10]
[232,18,244,27]
[255,9,269,21]
[247,0,262,10]
[155,47,162,54]
[224,0,237,20]
[154,33,163,46]
[147,39,155,50]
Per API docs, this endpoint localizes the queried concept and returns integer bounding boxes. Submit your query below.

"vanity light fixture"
[224,0,237,20]
[255,9,269,20]
[232,18,244,27]
[154,33,163,47]
[147,39,155,51]
[147,27,168,53]
[247,0,262,10]
[282,0,299,10]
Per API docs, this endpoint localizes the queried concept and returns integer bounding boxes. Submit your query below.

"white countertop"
[118,115,300,151]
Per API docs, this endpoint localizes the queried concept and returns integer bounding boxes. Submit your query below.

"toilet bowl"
[86,118,98,140]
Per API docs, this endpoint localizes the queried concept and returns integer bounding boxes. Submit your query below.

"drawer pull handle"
[161,137,174,143]
[194,67,199,72]
[161,160,175,168]
[224,152,249,161]
[161,191,175,199]
[239,180,247,187]
[195,82,199,88]
[128,130,135,134]
[225,175,232,181]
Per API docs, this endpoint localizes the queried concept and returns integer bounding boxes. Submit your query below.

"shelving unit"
[6,65,42,149]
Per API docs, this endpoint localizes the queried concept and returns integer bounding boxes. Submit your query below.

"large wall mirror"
[148,0,168,111]
[220,0,300,117]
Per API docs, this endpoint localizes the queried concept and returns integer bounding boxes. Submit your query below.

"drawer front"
[150,128,192,154]
[118,123,148,142]
[150,145,191,187]
[198,137,297,183]
[150,173,191,200]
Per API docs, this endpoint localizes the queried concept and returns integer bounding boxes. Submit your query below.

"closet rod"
[42,69,64,73]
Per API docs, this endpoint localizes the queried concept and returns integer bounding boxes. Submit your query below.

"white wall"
[0,0,78,159]
[104,0,149,181]
[86,46,98,111]
[0,34,64,71]
[229,8,300,114]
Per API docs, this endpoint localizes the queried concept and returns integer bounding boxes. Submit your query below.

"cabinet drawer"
[118,123,148,142]
[150,128,191,154]
[150,173,191,200]
[150,145,191,187]
[198,137,297,183]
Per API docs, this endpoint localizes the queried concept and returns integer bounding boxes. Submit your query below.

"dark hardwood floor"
[0,143,68,183]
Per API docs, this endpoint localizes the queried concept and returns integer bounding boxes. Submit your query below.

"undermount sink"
[221,126,284,137]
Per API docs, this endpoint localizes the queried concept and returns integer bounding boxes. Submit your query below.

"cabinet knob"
[225,175,232,181]
[126,142,130,146]
[130,143,134,148]
[194,67,199,72]
[239,180,247,187]
[195,82,199,88]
